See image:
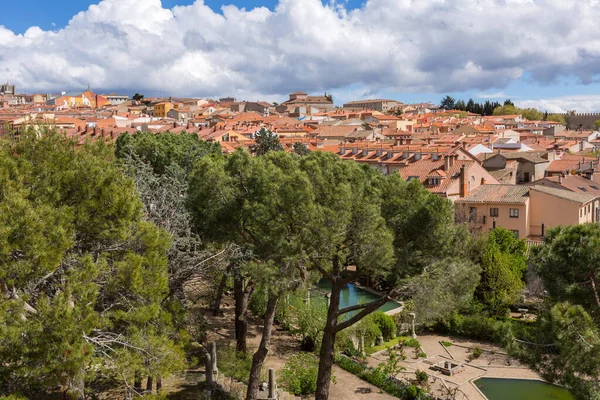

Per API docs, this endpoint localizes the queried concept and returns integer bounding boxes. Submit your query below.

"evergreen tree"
[0,129,184,398]
[250,128,284,156]
[293,142,311,156]
[439,95,456,110]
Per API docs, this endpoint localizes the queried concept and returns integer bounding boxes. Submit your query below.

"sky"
[2,0,600,112]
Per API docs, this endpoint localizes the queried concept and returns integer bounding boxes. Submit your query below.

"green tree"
[475,228,527,316]
[546,114,566,124]
[439,95,456,110]
[188,150,314,399]
[249,127,284,155]
[0,129,183,398]
[594,120,600,130]
[293,142,311,156]
[504,99,515,107]
[132,93,144,101]
[532,224,600,321]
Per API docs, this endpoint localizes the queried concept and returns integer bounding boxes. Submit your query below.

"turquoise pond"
[315,280,401,313]
[474,378,574,400]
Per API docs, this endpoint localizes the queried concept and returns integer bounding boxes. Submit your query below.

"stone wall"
[556,113,600,130]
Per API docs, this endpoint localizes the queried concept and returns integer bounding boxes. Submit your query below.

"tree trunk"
[315,279,342,400]
[156,377,162,392]
[146,376,153,392]
[590,272,600,308]
[68,375,86,400]
[134,372,142,392]
[234,275,253,353]
[212,267,230,316]
[246,295,279,400]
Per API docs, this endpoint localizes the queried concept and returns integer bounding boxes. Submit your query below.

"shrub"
[472,346,483,359]
[440,340,452,347]
[415,370,428,386]
[405,338,421,348]
[279,353,320,395]
[373,311,397,341]
[217,344,253,384]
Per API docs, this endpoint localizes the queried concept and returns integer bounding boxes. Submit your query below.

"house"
[480,152,550,183]
[154,102,173,118]
[47,89,110,109]
[456,184,600,239]
[278,92,334,112]
[342,99,402,112]
[398,153,498,201]
[101,93,129,105]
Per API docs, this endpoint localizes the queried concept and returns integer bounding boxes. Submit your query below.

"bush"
[279,353,320,395]
[415,370,428,385]
[405,338,421,348]
[471,346,483,359]
[373,311,397,341]
[440,340,452,347]
[217,345,253,384]
[434,313,513,344]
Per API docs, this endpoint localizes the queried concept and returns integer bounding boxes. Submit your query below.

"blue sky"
[1,0,600,112]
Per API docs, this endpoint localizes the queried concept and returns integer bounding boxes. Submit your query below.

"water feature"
[315,280,402,314]
[474,378,573,400]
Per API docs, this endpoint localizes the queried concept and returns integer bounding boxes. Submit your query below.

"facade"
[48,89,110,108]
[154,102,173,118]
[280,92,334,110]
[457,184,599,239]
[102,93,129,105]
[481,152,550,183]
[343,99,402,112]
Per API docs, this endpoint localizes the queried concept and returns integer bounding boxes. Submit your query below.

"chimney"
[444,154,454,170]
[460,165,468,198]
[481,177,486,185]
[558,174,563,184]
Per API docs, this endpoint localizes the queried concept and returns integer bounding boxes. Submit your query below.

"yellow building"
[154,102,173,118]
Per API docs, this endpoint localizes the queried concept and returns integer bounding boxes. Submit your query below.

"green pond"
[474,378,574,400]
[315,280,401,314]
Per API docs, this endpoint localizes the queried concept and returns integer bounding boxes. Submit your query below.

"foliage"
[546,114,566,124]
[293,297,328,351]
[216,345,253,384]
[415,370,428,386]
[493,104,543,121]
[532,223,600,322]
[439,96,456,110]
[249,128,284,156]
[470,346,483,360]
[292,142,311,156]
[434,313,515,344]
[475,228,527,316]
[373,312,397,341]
[440,96,501,115]
[378,348,406,376]
[595,119,600,130]
[115,131,220,176]
[132,93,144,101]
[335,354,429,400]
[279,353,320,395]
[440,341,452,347]
[406,257,481,323]
[405,338,421,348]
[366,336,410,355]
[0,129,184,396]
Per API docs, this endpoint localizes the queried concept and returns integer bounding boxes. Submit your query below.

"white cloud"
[516,95,600,113]
[1,0,600,104]
[477,92,516,100]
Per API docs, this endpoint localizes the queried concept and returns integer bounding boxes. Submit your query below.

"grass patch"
[440,340,453,347]
[365,336,411,355]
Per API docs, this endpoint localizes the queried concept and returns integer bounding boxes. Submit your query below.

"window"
[578,186,588,192]
[591,185,599,190]
[429,177,440,185]
[509,208,519,218]
[469,207,477,223]
[511,230,519,238]
[490,207,499,217]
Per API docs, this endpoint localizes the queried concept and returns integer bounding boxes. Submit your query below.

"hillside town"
[2,84,599,244]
